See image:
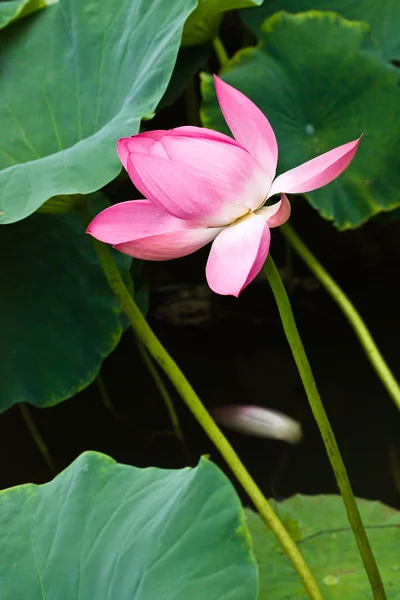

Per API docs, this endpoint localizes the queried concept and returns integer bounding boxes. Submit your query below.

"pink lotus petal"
[86,200,195,245]
[117,132,172,201]
[126,153,248,226]
[214,75,278,184]
[255,193,291,228]
[118,135,168,163]
[161,134,268,211]
[167,125,241,147]
[212,405,303,443]
[268,137,362,198]
[117,127,239,169]
[132,131,166,140]
[206,213,271,297]
[115,226,222,261]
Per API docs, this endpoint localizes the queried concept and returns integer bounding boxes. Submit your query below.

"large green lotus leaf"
[0,0,197,224]
[200,12,400,229]
[241,0,400,61]
[0,200,139,411]
[182,0,263,46]
[0,0,44,29]
[0,452,258,600]
[246,495,400,599]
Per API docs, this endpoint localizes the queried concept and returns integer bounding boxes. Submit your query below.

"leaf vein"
[6,107,41,159]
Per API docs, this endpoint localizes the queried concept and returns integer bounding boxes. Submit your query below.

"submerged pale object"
[212,405,303,445]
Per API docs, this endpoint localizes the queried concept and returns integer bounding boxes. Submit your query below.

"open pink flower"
[87,76,360,297]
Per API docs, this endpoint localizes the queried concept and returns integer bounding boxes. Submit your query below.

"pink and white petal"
[161,135,268,211]
[86,200,196,245]
[255,193,291,228]
[268,137,362,198]
[126,153,248,226]
[206,213,271,297]
[115,226,222,261]
[214,75,278,183]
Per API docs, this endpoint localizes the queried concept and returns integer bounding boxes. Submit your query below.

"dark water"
[1,200,399,510]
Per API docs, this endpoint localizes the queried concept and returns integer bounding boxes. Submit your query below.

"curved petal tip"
[213,75,278,183]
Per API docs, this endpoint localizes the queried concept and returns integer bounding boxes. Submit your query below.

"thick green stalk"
[212,36,229,68]
[281,223,400,411]
[263,254,386,600]
[91,237,324,600]
[80,206,189,465]
[134,334,192,464]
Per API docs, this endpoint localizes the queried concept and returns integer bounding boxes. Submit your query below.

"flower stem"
[134,333,192,464]
[212,36,229,68]
[263,254,387,600]
[91,237,324,600]
[19,403,55,473]
[281,223,400,411]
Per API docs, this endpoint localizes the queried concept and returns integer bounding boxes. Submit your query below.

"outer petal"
[115,227,221,261]
[214,75,278,184]
[118,133,168,168]
[86,199,222,261]
[206,213,270,297]
[86,200,195,245]
[167,125,241,147]
[255,193,291,228]
[268,137,362,198]
[161,134,268,211]
[126,153,248,226]
[117,127,238,169]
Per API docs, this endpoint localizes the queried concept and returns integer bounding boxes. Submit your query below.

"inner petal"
[206,212,271,297]
[161,135,269,211]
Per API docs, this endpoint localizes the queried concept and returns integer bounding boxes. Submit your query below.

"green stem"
[95,374,120,420]
[91,237,324,600]
[134,333,192,464]
[263,254,387,600]
[212,36,229,68]
[19,403,55,473]
[281,223,400,411]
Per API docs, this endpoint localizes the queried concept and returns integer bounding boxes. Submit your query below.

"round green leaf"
[0,200,137,411]
[241,0,400,61]
[200,12,400,229]
[245,495,400,598]
[0,452,258,600]
[182,0,263,46]
[0,0,45,30]
[0,0,197,224]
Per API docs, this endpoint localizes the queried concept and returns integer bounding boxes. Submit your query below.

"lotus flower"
[87,76,360,296]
